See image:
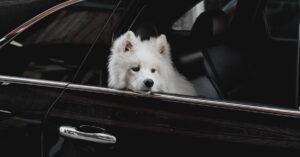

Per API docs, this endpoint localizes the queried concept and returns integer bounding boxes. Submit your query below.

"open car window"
[55,0,299,110]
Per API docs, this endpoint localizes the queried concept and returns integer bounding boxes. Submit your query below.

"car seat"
[190,10,256,101]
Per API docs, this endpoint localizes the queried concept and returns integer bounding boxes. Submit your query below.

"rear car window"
[0,0,123,82]
[265,0,299,39]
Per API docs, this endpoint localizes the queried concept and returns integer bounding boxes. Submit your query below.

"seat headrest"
[191,10,228,47]
[132,22,158,41]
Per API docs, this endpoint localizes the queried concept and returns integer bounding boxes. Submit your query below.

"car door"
[44,85,300,156]
[43,1,300,157]
[0,0,121,156]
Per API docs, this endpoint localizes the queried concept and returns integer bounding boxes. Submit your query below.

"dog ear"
[156,34,170,56]
[123,31,137,52]
[111,31,138,54]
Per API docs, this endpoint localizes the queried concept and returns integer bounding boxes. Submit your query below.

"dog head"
[108,31,172,93]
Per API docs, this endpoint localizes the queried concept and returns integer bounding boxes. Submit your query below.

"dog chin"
[127,88,153,94]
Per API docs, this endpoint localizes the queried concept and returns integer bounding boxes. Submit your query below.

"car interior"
[0,0,298,109]
[124,0,298,108]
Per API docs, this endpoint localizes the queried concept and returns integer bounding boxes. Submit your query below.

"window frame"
[0,0,300,119]
[296,0,300,109]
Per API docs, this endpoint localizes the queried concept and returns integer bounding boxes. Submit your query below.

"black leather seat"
[191,10,228,48]
[191,10,255,101]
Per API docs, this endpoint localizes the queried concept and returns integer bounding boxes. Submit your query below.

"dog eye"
[151,68,156,73]
[131,66,140,72]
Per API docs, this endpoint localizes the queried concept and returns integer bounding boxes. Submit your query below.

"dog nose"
[144,79,154,88]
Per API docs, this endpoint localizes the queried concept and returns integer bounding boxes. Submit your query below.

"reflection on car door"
[44,84,300,157]
[0,77,67,157]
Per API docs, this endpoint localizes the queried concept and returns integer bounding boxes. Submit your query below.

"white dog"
[108,31,196,96]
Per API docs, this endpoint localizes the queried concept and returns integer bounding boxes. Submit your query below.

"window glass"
[172,0,237,31]
[265,0,299,39]
[0,0,120,82]
[70,1,131,86]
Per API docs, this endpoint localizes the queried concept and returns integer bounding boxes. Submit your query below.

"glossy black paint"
[44,86,300,156]
[0,81,65,157]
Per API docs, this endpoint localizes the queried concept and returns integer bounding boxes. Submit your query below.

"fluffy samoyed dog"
[108,31,196,96]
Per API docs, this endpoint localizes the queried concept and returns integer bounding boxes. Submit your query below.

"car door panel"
[0,77,67,157]
[44,84,300,157]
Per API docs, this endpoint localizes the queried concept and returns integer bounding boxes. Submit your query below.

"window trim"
[1,74,300,118]
[66,83,300,118]
[296,3,300,108]
[0,75,67,88]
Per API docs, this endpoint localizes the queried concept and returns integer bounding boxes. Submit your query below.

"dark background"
[0,0,61,37]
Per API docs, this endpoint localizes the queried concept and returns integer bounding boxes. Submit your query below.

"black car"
[0,0,299,156]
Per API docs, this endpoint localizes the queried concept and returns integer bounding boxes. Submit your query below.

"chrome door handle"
[59,126,116,144]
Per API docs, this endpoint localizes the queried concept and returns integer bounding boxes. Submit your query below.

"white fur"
[108,31,197,96]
